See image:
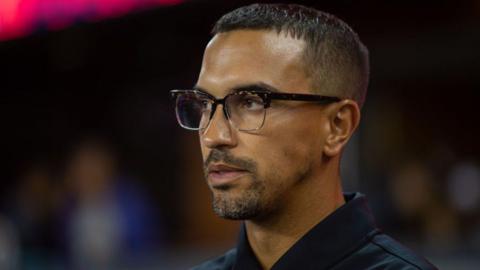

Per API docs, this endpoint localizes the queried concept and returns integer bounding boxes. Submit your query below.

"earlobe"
[323,100,360,157]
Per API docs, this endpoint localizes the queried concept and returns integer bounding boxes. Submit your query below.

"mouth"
[207,163,250,188]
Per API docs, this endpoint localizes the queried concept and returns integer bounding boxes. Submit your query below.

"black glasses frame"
[170,89,341,131]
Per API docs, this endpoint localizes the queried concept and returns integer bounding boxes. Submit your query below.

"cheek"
[199,141,207,159]
[199,134,210,161]
[275,136,313,176]
[247,118,322,180]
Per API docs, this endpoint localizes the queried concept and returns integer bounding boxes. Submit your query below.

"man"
[170,3,437,270]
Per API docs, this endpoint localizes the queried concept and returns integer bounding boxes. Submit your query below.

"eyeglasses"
[170,88,341,132]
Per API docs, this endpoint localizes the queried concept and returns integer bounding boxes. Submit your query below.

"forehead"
[197,30,311,96]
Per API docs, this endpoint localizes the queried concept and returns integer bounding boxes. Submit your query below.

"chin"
[211,188,263,220]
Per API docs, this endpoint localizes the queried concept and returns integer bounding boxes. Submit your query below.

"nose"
[200,104,237,149]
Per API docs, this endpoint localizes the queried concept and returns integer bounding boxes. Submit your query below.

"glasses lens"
[226,92,266,131]
[175,92,212,130]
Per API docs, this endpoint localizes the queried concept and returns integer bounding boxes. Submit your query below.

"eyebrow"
[193,82,283,96]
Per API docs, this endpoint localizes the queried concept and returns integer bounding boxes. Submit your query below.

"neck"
[245,162,345,270]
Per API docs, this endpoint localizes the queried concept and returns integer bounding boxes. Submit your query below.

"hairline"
[210,4,369,108]
[210,28,339,96]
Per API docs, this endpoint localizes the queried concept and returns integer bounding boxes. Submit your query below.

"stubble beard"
[204,149,311,221]
[211,175,266,220]
[204,149,266,220]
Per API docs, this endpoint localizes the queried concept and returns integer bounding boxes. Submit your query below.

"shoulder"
[190,248,237,270]
[334,233,438,270]
[368,234,437,270]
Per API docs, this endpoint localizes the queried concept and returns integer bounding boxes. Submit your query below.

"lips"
[207,163,249,187]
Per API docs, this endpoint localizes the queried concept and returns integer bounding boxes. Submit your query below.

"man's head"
[212,3,369,107]
[190,4,368,220]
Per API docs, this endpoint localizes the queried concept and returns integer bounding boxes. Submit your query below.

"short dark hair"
[212,3,369,107]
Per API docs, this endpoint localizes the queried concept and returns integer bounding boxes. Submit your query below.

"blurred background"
[1,0,479,269]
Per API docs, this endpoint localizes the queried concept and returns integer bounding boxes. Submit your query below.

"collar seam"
[325,228,382,270]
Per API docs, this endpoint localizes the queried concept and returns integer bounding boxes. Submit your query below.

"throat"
[245,221,294,270]
[244,185,345,269]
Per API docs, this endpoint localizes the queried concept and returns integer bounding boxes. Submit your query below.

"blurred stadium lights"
[0,0,184,41]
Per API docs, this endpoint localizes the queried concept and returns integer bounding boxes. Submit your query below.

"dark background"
[1,0,479,269]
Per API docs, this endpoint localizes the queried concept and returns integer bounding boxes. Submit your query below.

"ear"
[323,100,361,157]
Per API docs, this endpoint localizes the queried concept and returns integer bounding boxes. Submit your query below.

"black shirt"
[191,193,437,270]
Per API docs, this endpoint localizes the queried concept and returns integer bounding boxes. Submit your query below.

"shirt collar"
[233,192,380,270]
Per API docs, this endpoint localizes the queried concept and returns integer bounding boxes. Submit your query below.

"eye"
[202,101,216,113]
[193,95,212,110]
[240,95,264,110]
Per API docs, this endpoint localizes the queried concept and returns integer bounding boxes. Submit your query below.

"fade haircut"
[212,3,369,108]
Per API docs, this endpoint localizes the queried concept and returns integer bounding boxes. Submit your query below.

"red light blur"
[0,0,183,41]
